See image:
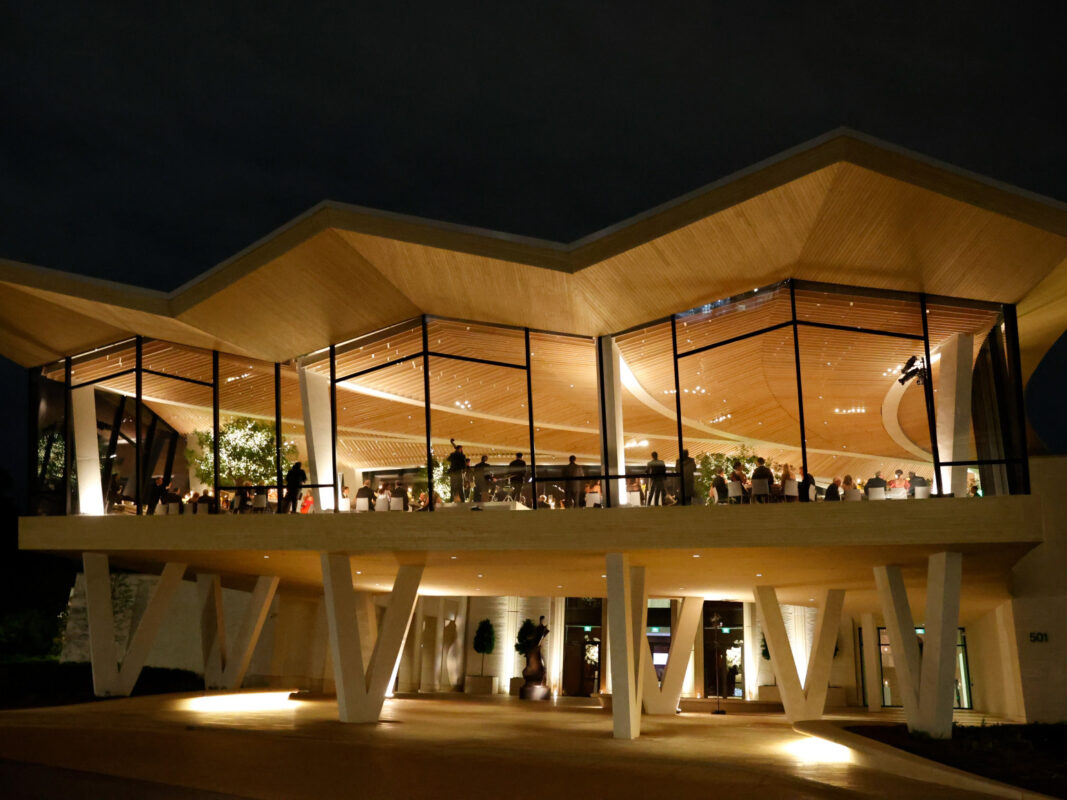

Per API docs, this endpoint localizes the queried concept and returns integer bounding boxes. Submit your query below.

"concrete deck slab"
[0,692,993,799]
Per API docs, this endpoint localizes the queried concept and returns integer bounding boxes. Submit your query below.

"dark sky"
[1,2,1066,502]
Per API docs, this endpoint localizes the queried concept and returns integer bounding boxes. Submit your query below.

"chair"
[782,479,799,500]
[585,492,601,508]
[354,497,370,513]
[727,481,744,503]
[868,487,887,501]
[750,478,770,503]
[887,487,908,500]
[167,501,182,515]
[375,495,390,512]
[913,485,931,499]
[337,497,351,512]
[627,490,642,507]
[809,484,817,502]
[252,493,269,513]
[389,496,405,511]
[843,488,863,502]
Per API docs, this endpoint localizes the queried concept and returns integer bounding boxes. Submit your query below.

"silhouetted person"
[281,461,307,513]
[508,452,526,500]
[562,455,583,509]
[647,452,666,506]
[355,479,375,510]
[448,439,467,503]
[676,449,696,504]
[824,477,842,501]
[146,476,165,515]
[473,455,492,502]
[865,470,887,496]
[798,466,815,502]
[710,468,728,504]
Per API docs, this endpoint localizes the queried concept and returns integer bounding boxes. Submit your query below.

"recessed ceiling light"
[692,554,700,558]
[450,555,457,560]
[600,574,606,578]
[477,573,483,578]
[356,570,362,575]
[756,573,762,577]
[557,585,563,589]
[263,555,269,559]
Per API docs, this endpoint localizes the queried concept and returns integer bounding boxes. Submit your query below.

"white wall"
[1009,455,1067,722]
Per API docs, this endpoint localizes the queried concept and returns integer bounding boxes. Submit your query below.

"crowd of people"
[129,444,952,516]
[706,461,933,504]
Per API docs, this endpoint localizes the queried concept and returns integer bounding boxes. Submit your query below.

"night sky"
[2,2,1066,504]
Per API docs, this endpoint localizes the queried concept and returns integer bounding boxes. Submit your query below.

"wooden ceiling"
[3,130,1065,384]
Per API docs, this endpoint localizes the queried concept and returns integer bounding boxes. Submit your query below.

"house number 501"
[1030,632,1049,643]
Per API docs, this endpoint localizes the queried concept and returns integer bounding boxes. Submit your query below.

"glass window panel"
[797,327,935,492]
[426,319,526,366]
[926,301,1020,496]
[794,286,925,337]
[529,333,603,508]
[677,326,800,501]
[332,320,424,380]
[33,364,67,515]
[676,283,791,354]
[140,380,212,511]
[94,389,136,514]
[67,339,137,385]
[141,339,213,383]
[279,362,310,490]
[427,355,530,505]
[614,321,681,501]
[335,358,426,507]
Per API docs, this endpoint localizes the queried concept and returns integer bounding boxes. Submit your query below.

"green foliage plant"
[187,417,296,487]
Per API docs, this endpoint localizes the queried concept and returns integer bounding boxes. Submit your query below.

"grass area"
[849,722,1067,798]
[0,660,202,710]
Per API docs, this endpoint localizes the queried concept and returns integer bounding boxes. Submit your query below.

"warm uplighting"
[181,691,296,713]
[782,736,852,764]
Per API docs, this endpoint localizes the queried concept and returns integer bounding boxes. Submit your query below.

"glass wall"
[28,279,1030,515]
[874,626,972,709]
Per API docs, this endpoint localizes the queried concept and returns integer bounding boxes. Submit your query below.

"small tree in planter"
[472,618,494,676]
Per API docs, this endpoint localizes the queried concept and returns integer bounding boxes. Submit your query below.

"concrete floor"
[0,692,992,799]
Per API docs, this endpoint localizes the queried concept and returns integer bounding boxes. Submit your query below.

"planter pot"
[519,684,551,701]
[599,693,612,710]
[508,677,524,696]
[464,675,498,695]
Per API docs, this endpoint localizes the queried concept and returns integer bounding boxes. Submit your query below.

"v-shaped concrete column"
[754,586,844,722]
[83,554,186,696]
[642,596,702,715]
[605,553,647,738]
[196,572,280,690]
[321,553,423,722]
[874,552,962,738]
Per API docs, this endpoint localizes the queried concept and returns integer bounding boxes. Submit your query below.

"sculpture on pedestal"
[515,615,551,700]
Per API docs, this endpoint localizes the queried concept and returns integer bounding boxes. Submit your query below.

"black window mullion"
[211,350,220,512]
[919,294,944,496]
[63,356,72,515]
[422,316,434,511]
[330,344,338,514]
[789,280,808,476]
[275,363,283,504]
[134,338,142,514]
[670,315,686,505]
[525,328,537,510]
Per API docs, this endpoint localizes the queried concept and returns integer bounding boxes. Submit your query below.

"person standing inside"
[473,455,492,503]
[647,452,667,506]
[675,449,697,505]
[447,439,467,503]
[508,452,527,502]
[281,461,307,513]
[798,466,816,502]
[562,455,584,509]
